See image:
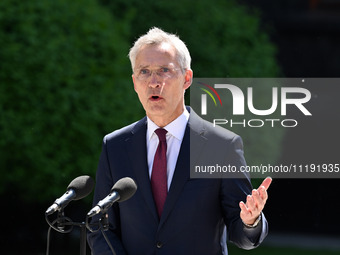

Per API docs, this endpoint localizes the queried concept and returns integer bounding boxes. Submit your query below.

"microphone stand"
[86,212,117,255]
[68,221,88,255]
[80,223,87,255]
[45,209,94,255]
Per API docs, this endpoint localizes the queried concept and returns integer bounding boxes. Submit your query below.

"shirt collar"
[147,108,189,141]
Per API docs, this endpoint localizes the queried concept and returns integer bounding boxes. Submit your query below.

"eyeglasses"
[134,67,182,81]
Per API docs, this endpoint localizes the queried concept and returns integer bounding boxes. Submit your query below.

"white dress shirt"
[146,109,189,191]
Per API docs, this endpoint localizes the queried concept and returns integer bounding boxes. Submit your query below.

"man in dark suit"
[88,27,271,255]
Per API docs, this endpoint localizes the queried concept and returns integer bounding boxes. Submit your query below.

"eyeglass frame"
[133,66,185,81]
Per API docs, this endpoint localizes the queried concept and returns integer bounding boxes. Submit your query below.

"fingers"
[239,198,258,225]
[247,194,257,212]
[239,201,251,217]
[239,178,272,224]
[242,184,269,214]
[252,189,266,210]
[257,177,271,205]
[240,194,260,214]
[258,185,268,201]
[239,177,272,225]
[239,201,248,213]
[260,177,272,190]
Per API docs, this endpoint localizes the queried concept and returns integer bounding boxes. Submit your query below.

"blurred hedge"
[0,0,143,202]
[99,0,279,77]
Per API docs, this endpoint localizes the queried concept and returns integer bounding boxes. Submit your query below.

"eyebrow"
[136,64,175,70]
[136,64,150,69]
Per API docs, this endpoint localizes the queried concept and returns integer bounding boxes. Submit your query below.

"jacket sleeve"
[220,135,268,249]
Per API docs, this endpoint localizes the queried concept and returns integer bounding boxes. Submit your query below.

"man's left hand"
[239,177,272,226]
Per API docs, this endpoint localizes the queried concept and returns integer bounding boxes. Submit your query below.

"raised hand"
[239,177,272,226]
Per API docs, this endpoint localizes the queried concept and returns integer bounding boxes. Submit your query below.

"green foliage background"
[0,0,143,202]
[0,0,282,203]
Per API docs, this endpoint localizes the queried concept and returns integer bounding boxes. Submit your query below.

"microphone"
[87,177,137,217]
[45,175,95,215]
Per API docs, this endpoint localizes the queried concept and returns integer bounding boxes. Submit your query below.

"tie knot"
[155,128,167,142]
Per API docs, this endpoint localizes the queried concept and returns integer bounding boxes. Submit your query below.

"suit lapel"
[159,109,207,228]
[125,117,159,223]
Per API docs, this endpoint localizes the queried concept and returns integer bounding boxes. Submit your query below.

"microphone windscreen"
[111,177,137,202]
[67,175,95,200]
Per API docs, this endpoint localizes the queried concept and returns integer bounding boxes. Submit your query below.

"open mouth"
[150,95,162,101]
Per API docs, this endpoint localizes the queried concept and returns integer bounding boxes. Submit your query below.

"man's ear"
[183,69,193,90]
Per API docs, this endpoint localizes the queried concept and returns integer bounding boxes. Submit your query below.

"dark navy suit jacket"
[87,108,268,255]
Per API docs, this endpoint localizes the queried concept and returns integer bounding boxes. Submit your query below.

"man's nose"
[148,72,161,87]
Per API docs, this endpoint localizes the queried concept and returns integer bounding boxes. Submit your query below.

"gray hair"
[128,27,191,71]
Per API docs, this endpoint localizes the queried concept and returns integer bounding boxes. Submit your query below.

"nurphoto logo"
[195,78,312,128]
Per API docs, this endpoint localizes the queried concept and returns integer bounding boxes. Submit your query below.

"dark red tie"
[151,128,168,218]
